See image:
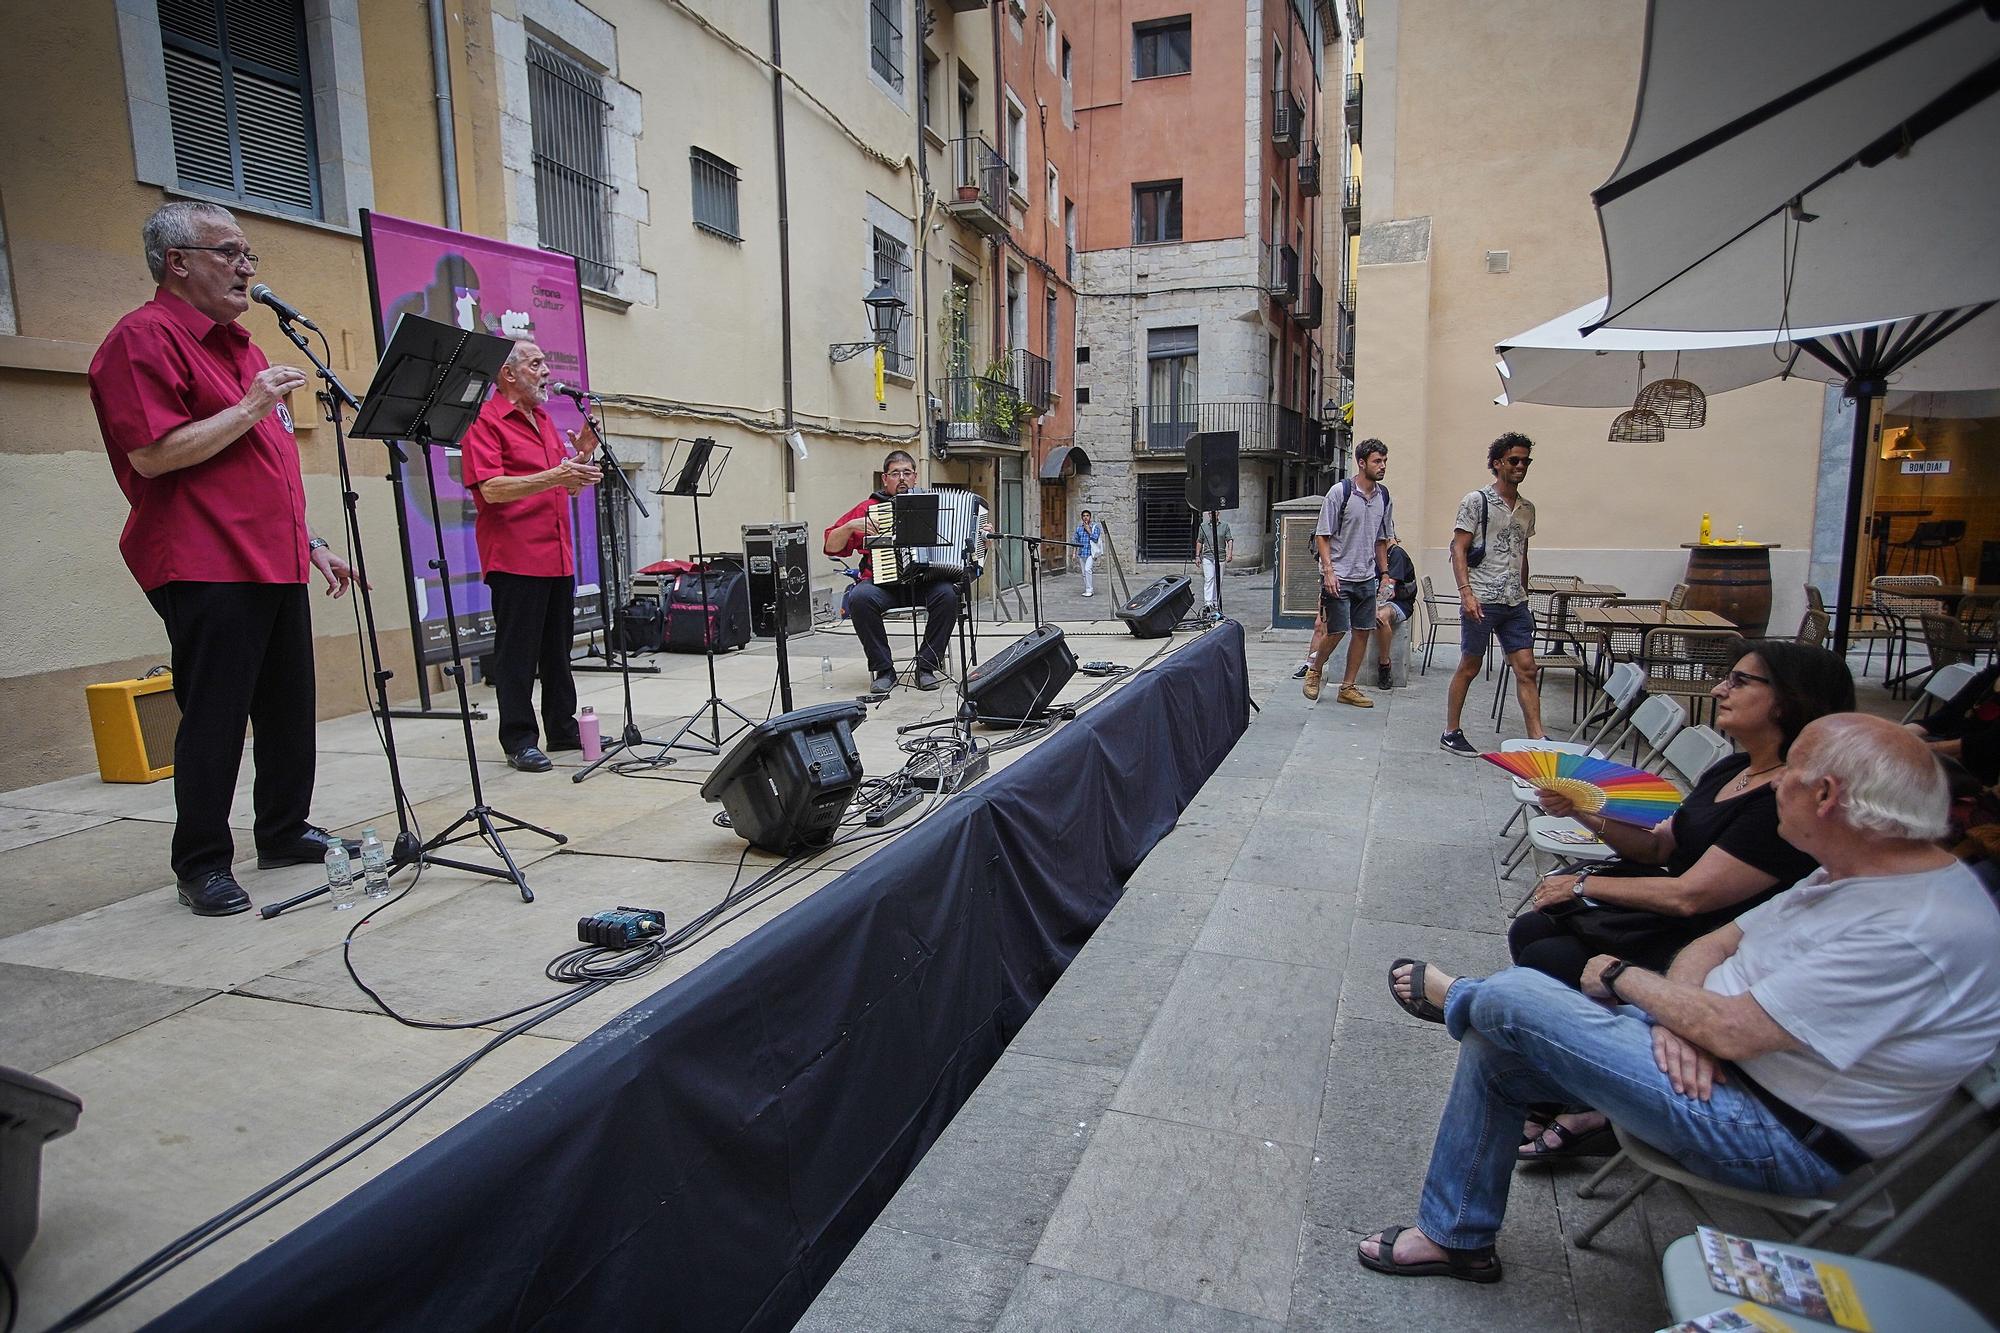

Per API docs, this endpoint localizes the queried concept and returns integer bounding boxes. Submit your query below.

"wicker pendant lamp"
[1635,352,1708,428]
[1609,353,1666,442]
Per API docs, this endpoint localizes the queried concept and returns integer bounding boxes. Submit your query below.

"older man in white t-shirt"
[1361,714,2000,1285]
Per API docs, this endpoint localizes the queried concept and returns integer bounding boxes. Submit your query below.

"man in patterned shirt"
[1440,433,1542,755]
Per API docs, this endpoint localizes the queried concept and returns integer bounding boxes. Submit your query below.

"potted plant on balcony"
[977,354,1027,440]
[957,181,981,203]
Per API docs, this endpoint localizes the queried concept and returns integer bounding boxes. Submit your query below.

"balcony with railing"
[1347,1,1363,39]
[1263,240,1300,307]
[1342,279,1357,310]
[1295,275,1324,330]
[1011,347,1053,416]
[1341,175,1361,225]
[1298,142,1322,196]
[1131,400,1327,460]
[1271,88,1305,158]
[938,374,1024,448]
[1335,305,1355,372]
[943,136,1010,237]
[1345,73,1363,134]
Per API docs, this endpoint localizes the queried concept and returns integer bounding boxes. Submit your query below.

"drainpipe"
[770,0,799,511]
[427,0,461,229]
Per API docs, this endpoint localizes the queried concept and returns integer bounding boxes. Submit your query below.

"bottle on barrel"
[1699,512,1713,544]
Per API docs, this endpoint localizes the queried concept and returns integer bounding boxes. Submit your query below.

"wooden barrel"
[1681,544,1774,637]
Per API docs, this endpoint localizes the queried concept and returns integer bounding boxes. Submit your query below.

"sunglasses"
[1501,456,1533,468]
[1718,669,1771,691]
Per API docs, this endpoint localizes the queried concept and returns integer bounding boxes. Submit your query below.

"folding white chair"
[1509,723,1728,905]
[1500,694,1687,878]
[1901,660,1980,725]
[1577,1053,2000,1260]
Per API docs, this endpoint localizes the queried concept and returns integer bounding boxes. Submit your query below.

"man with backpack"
[1440,433,1542,755]
[1303,439,1395,705]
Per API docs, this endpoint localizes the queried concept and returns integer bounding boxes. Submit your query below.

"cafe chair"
[1891,518,1967,582]
[1499,689,1684,877]
[1417,575,1462,675]
[1871,575,1947,697]
[1667,583,1690,610]
[1639,626,1741,724]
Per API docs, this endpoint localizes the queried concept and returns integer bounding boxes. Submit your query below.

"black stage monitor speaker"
[1185,431,1240,511]
[700,701,868,854]
[1117,575,1195,638]
[963,625,1078,728]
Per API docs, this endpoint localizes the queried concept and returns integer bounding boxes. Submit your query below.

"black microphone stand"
[261,317,420,918]
[569,395,671,782]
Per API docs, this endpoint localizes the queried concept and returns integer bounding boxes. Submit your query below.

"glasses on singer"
[180,245,259,267]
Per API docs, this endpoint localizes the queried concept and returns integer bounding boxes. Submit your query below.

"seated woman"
[1485,639,1851,1156]
[1908,662,1999,785]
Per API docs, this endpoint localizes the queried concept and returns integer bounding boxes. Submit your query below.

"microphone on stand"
[249,284,319,331]
[549,381,594,406]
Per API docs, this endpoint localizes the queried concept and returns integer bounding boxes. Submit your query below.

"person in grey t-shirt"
[1440,433,1543,756]
[1303,439,1394,706]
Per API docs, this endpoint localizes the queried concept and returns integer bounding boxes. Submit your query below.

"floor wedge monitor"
[700,701,867,853]
[963,625,1078,728]
[1116,576,1195,638]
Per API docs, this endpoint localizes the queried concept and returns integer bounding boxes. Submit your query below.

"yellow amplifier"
[85,670,178,783]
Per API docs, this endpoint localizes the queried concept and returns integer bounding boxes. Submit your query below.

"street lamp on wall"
[830,280,908,412]
[829,279,907,362]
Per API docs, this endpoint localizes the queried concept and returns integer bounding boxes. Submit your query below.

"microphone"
[248,284,318,330]
[549,381,593,405]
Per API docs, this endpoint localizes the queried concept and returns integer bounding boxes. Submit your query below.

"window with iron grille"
[158,0,320,217]
[1138,474,1196,560]
[527,37,617,291]
[1133,15,1192,79]
[689,148,741,242]
[1133,180,1183,244]
[870,0,905,93]
[872,227,913,375]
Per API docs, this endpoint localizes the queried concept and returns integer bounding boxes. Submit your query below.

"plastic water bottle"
[325,842,358,912]
[821,655,834,690]
[359,828,392,900]
[579,705,602,761]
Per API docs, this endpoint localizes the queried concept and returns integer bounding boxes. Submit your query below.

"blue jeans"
[1416,968,1845,1251]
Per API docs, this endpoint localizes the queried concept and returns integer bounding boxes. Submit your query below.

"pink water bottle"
[578,706,602,761]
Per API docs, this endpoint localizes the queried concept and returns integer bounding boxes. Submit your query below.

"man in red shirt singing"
[823,450,961,693]
[458,341,600,772]
[88,202,360,917]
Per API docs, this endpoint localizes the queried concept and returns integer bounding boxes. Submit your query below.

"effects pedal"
[577,906,666,949]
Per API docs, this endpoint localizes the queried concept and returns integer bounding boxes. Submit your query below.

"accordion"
[865,488,989,585]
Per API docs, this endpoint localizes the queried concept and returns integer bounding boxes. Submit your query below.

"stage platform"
[0,612,1245,1331]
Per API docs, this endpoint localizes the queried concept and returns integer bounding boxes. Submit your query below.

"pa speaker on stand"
[1185,431,1240,511]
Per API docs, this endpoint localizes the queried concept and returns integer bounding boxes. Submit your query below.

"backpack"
[1329,478,1392,542]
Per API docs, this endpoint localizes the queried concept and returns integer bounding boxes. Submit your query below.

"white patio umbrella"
[1590,0,2000,335]
[1495,298,2000,648]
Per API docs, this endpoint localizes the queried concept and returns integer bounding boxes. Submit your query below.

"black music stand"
[348,313,565,902]
[619,438,752,768]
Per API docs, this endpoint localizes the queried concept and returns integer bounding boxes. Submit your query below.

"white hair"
[502,340,540,374]
[1791,715,1951,841]
[142,201,238,282]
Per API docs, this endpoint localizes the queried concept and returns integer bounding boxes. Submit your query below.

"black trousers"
[486,572,580,756]
[145,581,316,880]
[844,577,960,675]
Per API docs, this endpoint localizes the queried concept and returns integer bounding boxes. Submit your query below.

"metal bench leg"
[1573,1169,1661,1249]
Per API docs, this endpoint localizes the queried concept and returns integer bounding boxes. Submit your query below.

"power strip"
[909,748,990,794]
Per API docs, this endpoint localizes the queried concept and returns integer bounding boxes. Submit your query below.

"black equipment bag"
[665,565,753,652]
[617,596,665,654]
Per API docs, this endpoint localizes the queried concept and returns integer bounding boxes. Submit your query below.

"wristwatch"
[307,537,330,553]
[1570,866,1596,898]
[1601,958,1631,1002]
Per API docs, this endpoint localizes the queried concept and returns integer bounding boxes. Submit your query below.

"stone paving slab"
[0,962,212,1073]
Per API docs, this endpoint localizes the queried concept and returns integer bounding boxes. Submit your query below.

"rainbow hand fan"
[1480,750,1683,827]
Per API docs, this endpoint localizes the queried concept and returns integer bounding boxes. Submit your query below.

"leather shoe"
[914,667,943,691]
[869,671,896,694]
[256,825,362,869]
[177,869,251,917]
[508,747,554,773]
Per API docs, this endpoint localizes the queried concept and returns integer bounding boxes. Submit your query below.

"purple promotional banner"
[360,211,603,663]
